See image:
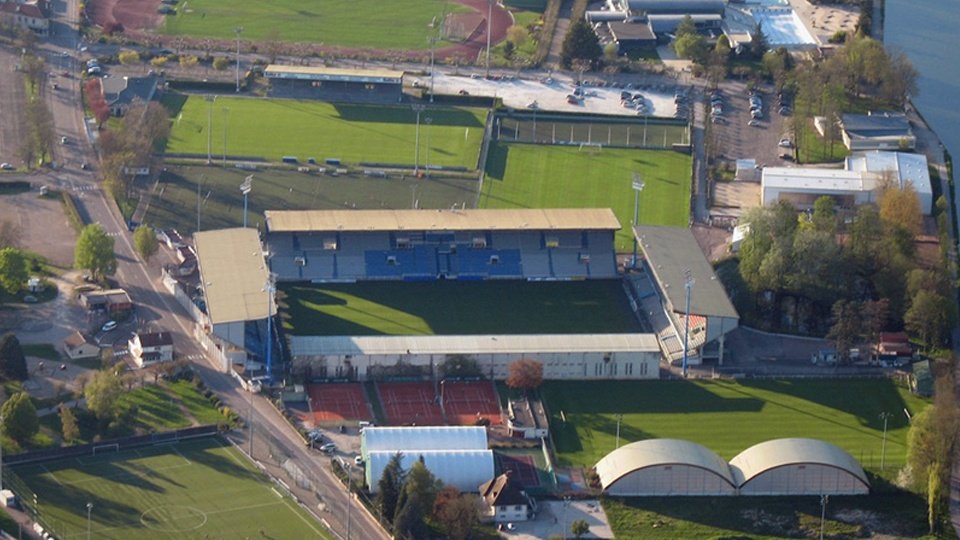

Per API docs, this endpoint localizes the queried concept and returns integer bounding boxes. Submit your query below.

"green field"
[166,97,486,167]
[160,0,464,48]
[480,143,692,251]
[542,378,927,475]
[279,280,641,336]
[144,165,477,234]
[9,437,330,539]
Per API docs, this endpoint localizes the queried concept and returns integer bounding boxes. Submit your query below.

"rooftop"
[135,332,173,348]
[845,151,931,196]
[264,208,622,233]
[479,473,528,507]
[634,225,739,319]
[608,21,656,41]
[841,112,911,136]
[194,228,274,325]
[264,64,404,81]
[762,167,868,192]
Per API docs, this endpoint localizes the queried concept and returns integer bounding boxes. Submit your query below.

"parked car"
[748,119,762,127]
[0,163,13,170]
[101,320,118,332]
[778,138,793,148]
[319,443,336,453]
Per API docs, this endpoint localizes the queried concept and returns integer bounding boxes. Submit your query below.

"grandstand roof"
[264,208,622,233]
[729,438,869,488]
[195,228,275,325]
[634,225,739,319]
[595,439,735,490]
[290,334,660,357]
[362,426,488,453]
[263,64,404,83]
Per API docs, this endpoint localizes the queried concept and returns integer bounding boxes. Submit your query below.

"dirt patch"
[0,188,76,268]
[88,0,162,31]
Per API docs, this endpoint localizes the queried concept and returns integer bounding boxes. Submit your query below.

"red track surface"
[442,381,502,425]
[377,382,444,426]
[306,383,371,423]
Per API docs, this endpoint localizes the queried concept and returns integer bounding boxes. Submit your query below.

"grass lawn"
[9,437,330,539]
[143,165,477,235]
[480,143,691,251]
[166,380,224,426]
[160,0,464,48]
[118,385,193,431]
[542,378,927,476]
[166,96,486,167]
[278,280,641,336]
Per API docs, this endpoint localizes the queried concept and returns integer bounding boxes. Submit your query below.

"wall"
[606,466,737,496]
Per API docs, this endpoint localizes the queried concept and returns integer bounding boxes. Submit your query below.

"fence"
[493,111,690,149]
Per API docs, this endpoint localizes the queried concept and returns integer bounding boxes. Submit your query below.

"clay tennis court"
[441,380,502,425]
[306,383,372,423]
[496,453,540,487]
[377,381,444,426]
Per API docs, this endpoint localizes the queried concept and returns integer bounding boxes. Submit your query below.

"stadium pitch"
[144,165,477,234]
[160,0,466,48]
[166,97,486,168]
[542,378,928,476]
[8,437,329,539]
[480,143,692,251]
[278,280,642,336]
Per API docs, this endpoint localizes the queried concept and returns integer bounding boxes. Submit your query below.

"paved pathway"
[545,0,573,68]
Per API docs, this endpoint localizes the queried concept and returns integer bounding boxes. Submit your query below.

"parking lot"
[710,80,792,167]
[0,46,28,167]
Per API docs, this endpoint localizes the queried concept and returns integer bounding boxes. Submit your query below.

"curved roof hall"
[729,438,869,488]
[595,439,735,490]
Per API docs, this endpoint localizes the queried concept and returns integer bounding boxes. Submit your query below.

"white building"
[128,331,174,368]
[596,439,737,496]
[845,151,933,215]
[730,438,869,496]
[479,472,532,523]
[62,331,99,361]
[289,333,661,381]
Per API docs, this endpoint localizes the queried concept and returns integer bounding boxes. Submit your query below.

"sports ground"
[278,280,642,336]
[541,378,929,476]
[166,97,486,167]
[8,437,330,539]
[160,0,465,47]
[143,165,477,234]
[480,143,692,251]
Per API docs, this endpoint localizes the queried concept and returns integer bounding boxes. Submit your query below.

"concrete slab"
[502,500,613,540]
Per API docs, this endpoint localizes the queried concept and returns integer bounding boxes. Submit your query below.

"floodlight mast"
[240,175,253,228]
[631,174,645,268]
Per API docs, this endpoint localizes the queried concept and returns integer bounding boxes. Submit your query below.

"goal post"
[92,443,120,456]
[578,142,602,154]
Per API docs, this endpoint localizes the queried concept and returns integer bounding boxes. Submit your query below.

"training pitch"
[279,280,641,336]
[9,437,330,539]
[166,97,486,167]
[480,143,692,251]
[542,378,928,474]
[144,165,476,234]
[160,0,465,48]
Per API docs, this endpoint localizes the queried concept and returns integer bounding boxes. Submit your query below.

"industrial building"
[264,65,404,103]
[361,427,493,493]
[288,333,661,381]
[840,112,916,151]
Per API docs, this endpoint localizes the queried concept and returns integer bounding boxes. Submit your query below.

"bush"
[212,56,230,71]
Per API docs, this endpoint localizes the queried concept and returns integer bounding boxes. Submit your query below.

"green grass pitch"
[541,378,928,475]
[160,0,465,48]
[9,437,331,539]
[278,280,642,336]
[144,165,477,234]
[166,97,487,168]
[479,143,692,252]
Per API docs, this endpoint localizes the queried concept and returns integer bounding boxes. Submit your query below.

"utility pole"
[615,414,623,449]
[248,382,255,457]
[86,502,93,540]
[205,95,215,164]
[240,175,253,228]
[222,107,229,164]
[234,26,244,93]
[485,0,493,79]
[412,104,425,175]
[346,462,353,540]
[264,275,276,384]
[682,270,694,378]
[196,175,204,233]
[819,494,829,540]
[428,36,437,103]
[424,117,432,173]
[879,412,892,470]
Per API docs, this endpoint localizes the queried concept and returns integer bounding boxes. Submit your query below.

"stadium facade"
[264,64,404,103]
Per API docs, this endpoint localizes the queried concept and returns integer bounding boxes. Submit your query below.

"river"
[884,0,960,160]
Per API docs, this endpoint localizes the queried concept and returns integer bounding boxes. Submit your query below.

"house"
[876,332,913,362]
[79,289,133,314]
[62,331,100,360]
[128,331,174,367]
[99,75,160,117]
[478,472,532,523]
[840,112,916,151]
[0,1,49,36]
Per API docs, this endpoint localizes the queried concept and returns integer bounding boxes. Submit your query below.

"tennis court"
[376,382,444,425]
[441,380,502,425]
[306,383,372,423]
[495,452,541,488]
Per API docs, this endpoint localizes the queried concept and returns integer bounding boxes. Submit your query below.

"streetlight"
[263,274,276,384]
[428,36,438,103]
[819,494,829,540]
[248,379,255,458]
[412,104,426,175]
[205,95,216,164]
[682,269,695,378]
[485,0,493,79]
[222,107,229,164]
[424,117,432,173]
[345,462,353,540]
[86,502,93,540]
[879,412,892,471]
[631,175,645,268]
[240,175,253,228]
[234,26,244,93]
[615,413,623,449]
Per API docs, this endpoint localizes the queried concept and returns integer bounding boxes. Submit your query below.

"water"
[884,0,960,161]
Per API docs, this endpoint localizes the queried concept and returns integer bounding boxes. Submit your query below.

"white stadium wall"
[605,464,738,496]
[734,463,869,496]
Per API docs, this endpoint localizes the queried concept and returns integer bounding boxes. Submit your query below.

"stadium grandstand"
[264,209,621,282]
[628,225,739,367]
[264,64,405,102]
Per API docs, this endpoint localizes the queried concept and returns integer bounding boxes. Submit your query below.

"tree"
[827,300,861,362]
[749,26,768,59]
[118,50,140,65]
[74,224,116,280]
[0,333,28,380]
[506,25,529,48]
[560,18,602,69]
[150,56,169,67]
[1,392,38,443]
[376,452,405,525]
[433,487,480,540]
[674,33,708,64]
[59,403,79,444]
[213,56,230,70]
[0,247,28,294]
[506,359,543,394]
[84,368,124,421]
[571,518,590,539]
[133,225,159,261]
[811,196,837,234]
[905,290,951,349]
[878,182,922,235]
[394,458,441,540]
[440,355,483,379]
[179,55,199,69]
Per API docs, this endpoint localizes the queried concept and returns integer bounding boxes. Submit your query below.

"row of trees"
[18,52,55,168]
[98,100,170,203]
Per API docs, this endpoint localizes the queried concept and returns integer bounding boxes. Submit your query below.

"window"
[545,236,559,248]
[294,256,306,267]
[594,363,602,376]
[323,238,338,250]
[579,254,591,264]
[365,84,376,90]
[472,236,487,248]
[489,255,500,265]
[640,362,648,376]
[311,81,323,88]
[386,255,398,266]
[396,237,411,249]
[625,363,633,375]
[514,505,524,511]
